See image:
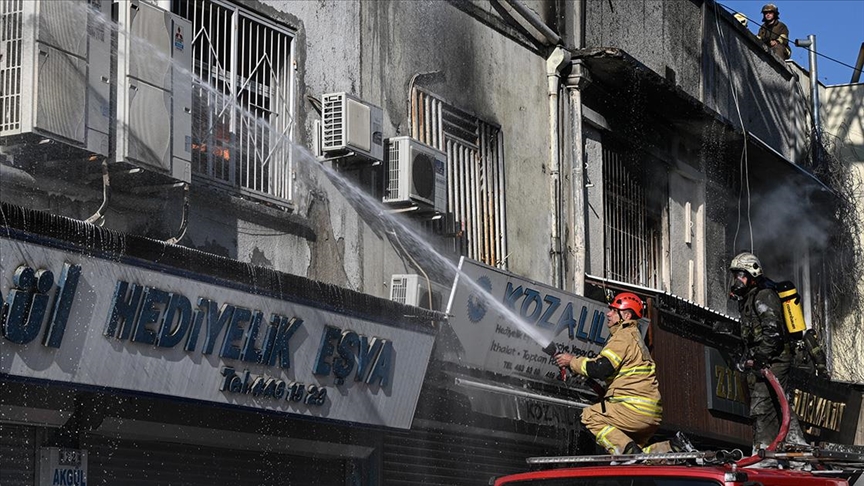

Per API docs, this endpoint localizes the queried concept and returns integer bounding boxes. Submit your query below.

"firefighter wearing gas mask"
[554,292,662,455]
[729,252,807,451]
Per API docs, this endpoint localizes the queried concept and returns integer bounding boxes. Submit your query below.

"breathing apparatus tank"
[774,280,806,338]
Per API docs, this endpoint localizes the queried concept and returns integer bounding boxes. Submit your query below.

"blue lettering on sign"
[1,263,81,347]
[102,280,306,371]
[501,282,605,345]
[220,366,326,406]
[52,468,86,485]
[314,325,394,387]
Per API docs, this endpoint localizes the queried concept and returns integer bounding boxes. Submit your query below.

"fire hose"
[735,364,791,467]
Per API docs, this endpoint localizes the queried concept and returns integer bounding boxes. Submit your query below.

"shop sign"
[0,237,435,429]
[443,257,646,384]
[705,347,748,417]
[38,448,87,486]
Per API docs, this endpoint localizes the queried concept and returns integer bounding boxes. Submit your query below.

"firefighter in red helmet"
[555,292,663,455]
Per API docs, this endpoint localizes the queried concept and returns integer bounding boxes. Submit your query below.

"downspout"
[547,47,570,289]
[795,35,821,166]
[565,0,588,295]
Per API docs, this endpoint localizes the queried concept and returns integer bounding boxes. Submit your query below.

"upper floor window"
[602,143,666,289]
[410,88,508,269]
[174,0,296,206]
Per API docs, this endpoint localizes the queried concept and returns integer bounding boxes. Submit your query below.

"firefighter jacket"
[569,320,662,420]
[758,20,791,60]
[738,287,792,365]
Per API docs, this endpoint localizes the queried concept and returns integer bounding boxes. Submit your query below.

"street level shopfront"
[0,203,438,485]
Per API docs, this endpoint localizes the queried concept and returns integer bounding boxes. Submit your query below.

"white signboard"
[0,237,435,429]
[38,448,87,486]
[443,257,646,383]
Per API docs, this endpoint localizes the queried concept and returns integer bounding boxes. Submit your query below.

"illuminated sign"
[0,237,434,429]
[443,257,646,383]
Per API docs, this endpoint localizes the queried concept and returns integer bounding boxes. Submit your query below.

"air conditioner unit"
[382,136,447,212]
[114,0,192,183]
[389,274,449,311]
[320,92,383,162]
[0,0,111,155]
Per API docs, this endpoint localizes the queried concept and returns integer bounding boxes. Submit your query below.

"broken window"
[410,88,508,269]
[602,143,666,289]
[174,0,295,205]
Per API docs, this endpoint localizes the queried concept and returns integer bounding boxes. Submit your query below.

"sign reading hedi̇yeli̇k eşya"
[0,236,435,429]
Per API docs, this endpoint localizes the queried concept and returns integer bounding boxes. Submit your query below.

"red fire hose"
[736,366,791,467]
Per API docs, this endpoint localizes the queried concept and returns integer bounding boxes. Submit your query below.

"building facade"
[2,0,862,484]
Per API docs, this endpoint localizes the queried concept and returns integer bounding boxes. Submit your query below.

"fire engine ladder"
[761,447,864,468]
[526,450,743,466]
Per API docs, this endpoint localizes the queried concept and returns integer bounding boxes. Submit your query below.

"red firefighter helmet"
[609,292,644,319]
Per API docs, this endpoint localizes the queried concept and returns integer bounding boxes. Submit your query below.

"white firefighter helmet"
[730,252,763,278]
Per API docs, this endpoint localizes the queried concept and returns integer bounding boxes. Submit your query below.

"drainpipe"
[563,0,588,295]
[547,47,571,289]
[795,35,821,165]
[566,60,590,295]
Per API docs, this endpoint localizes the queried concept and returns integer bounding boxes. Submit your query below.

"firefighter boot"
[671,431,697,453]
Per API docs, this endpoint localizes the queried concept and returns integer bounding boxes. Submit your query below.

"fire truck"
[494,367,864,486]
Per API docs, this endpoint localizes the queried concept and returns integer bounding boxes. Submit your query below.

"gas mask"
[728,270,751,300]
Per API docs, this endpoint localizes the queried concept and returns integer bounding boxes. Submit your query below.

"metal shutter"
[0,424,37,486]
[383,426,551,486]
[82,435,344,486]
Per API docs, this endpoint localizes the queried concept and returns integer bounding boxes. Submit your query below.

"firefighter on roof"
[757,4,791,60]
[555,292,662,455]
[728,252,807,452]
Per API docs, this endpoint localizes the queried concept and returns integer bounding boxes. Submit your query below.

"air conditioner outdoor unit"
[320,92,383,162]
[382,136,447,212]
[389,274,449,310]
[114,0,192,183]
[0,0,111,155]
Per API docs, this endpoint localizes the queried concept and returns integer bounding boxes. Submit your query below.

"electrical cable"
[713,1,754,254]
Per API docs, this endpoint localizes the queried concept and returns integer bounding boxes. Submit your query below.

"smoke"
[739,179,833,258]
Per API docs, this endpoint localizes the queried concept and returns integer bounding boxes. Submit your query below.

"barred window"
[602,144,666,288]
[174,0,295,205]
[410,88,508,269]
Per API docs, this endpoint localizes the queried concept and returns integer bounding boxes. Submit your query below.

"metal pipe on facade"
[566,60,590,295]
[795,35,821,161]
[547,47,571,288]
[500,0,561,46]
[852,42,864,84]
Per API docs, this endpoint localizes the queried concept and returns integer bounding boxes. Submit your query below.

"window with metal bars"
[602,143,666,289]
[410,88,508,269]
[173,0,295,205]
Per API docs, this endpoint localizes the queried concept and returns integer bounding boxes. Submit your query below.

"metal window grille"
[0,0,23,134]
[411,87,508,269]
[174,0,295,204]
[602,146,662,288]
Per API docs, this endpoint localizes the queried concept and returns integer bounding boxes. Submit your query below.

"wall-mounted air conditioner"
[0,0,111,155]
[114,0,191,183]
[321,92,383,162]
[382,136,447,212]
[389,274,449,310]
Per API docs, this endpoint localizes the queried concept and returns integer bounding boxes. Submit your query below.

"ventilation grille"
[390,275,408,304]
[321,93,344,150]
[385,139,402,200]
[0,0,24,134]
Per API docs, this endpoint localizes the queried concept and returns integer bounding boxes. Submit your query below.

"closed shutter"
[82,435,345,486]
[383,426,552,486]
[0,424,37,486]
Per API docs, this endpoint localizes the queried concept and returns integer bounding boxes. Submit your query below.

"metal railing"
[411,87,508,268]
[175,0,296,205]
